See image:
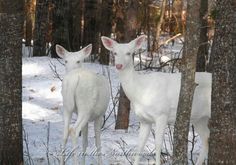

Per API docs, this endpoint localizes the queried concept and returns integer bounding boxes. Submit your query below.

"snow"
[22,47,202,164]
[23,56,151,164]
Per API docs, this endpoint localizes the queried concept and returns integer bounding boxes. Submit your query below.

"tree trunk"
[33,0,48,56]
[196,0,208,72]
[115,0,140,130]
[83,0,99,60]
[51,0,70,58]
[172,0,200,164]
[0,1,24,164]
[25,0,35,46]
[69,0,83,51]
[172,0,183,34]
[208,1,236,164]
[99,0,113,65]
[155,0,167,48]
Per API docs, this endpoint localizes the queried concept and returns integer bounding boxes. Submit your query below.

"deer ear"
[82,44,92,57]
[131,35,147,50]
[56,44,68,59]
[101,36,117,51]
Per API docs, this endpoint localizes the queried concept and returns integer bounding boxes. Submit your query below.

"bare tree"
[172,0,200,164]
[33,0,49,56]
[155,0,167,48]
[25,0,35,46]
[0,0,24,164]
[99,0,113,65]
[172,0,184,34]
[208,0,236,164]
[83,0,99,58]
[51,0,70,58]
[68,0,83,51]
[196,0,208,72]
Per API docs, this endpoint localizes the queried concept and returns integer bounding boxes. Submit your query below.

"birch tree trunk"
[0,0,24,164]
[208,0,236,164]
[172,0,200,164]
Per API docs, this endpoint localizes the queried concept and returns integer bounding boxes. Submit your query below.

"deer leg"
[94,116,103,165]
[193,117,210,165]
[155,116,167,165]
[82,123,88,165]
[60,111,72,165]
[70,116,89,165]
[134,122,151,165]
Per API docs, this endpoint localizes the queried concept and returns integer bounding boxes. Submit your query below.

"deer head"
[56,44,92,72]
[101,35,147,70]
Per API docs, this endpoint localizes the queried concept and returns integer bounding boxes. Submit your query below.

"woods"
[0,0,236,164]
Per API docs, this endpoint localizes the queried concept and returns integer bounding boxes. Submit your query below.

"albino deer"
[56,44,110,165]
[101,35,211,165]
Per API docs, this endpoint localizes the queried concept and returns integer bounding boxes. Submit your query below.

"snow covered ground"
[23,57,154,165]
[22,40,202,165]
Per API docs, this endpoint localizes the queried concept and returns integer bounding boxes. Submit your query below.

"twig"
[159,33,182,46]
[106,67,118,121]
[190,125,197,165]
[23,129,34,165]
[116,138,133,165]
[46,122,50,165]
[49,60,63,81]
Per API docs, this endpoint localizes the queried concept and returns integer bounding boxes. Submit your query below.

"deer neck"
[117,64,138,101]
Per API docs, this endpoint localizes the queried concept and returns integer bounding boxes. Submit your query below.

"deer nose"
[115,64,123,70]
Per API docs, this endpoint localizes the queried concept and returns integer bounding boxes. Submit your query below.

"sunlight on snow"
[22,102,62,122]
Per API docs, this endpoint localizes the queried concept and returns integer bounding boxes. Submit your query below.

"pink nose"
[115,64,123,70]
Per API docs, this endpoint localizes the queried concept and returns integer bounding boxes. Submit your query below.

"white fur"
[101,35,211,165]
[56,45,110,165]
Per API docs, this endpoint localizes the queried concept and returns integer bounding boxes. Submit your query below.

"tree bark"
[172,0,183,34]
[69,0,83,51]
[196,0,208,72]
[208,0,236,164]
[83,0,99,59]
[51,0,70,58]
[33,0,48,56]
[155,0,167,48]
[25,0,35,46]
[172,0,200,164]
[0,0,24,164]
[99,0,113,65]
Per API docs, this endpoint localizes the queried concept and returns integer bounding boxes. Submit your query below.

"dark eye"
[126,52,131,56]
[65,60,68,63]
[77,61,80,64]
[113,52,117,56]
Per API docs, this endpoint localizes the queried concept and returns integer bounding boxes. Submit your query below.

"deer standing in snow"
[56,44,110,165]
[101,35,211,165]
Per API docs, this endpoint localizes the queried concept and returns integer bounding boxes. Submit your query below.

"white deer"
[101,35,211,165]
[56,44,110,165]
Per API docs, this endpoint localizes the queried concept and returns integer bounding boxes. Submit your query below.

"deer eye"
[126,52,131,56]
[113,52,117,56]
[65,60,68,63]
[77,61,80,64]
